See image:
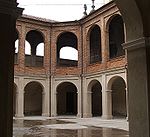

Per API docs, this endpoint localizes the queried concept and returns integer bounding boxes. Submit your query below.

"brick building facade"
[13,1,128,119]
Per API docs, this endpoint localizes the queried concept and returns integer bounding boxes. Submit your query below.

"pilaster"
[18,24,25,70]
[123,37,150,137]
[50,77,57,117]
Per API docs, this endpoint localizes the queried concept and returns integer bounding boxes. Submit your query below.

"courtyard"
[13,117,129,137]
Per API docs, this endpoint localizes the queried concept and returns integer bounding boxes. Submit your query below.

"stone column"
[125,88,129,120]
[83,91,92,117]
[51,79,57,117]
[88,91,92,117]
[42,91,49,117]
[15,77,25,118]
[0,1,23,136]
[14,91,18,116]
[77,91,82,118]
[15,91,24,118]
[52,92,57,117]
[42,79,50,117]
[123,37,150,137]
[102,90,112,119]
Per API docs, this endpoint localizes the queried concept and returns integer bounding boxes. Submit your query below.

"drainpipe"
[80,21,84,118]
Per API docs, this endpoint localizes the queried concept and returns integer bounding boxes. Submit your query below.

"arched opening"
[57,32,78,67]
[60,46,78,61]
[92,82,102,116]
[109,76,127,118]
[36,43,44,56]
[108,15,125,59]
[25,30,44,67]
[57,82,77,115]
[89,25,102,63]
[36,43,44,66]
[24,81,43,116]
[15,29,19,64]
[13,84,17,117]
[25,40,31,55]
[88,80,102,117]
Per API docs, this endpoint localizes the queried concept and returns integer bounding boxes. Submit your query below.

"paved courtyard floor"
[13,116,129,137]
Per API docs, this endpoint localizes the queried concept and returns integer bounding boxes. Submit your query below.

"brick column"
[18,25,25,70]
[101,17,107,63]
[44,30,51,72]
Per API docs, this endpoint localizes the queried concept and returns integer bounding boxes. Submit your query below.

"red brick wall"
[14,2,127,77]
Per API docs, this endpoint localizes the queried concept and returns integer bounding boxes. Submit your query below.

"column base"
[42,113,50,117]
[77,113,82,118]
[83,113,92,118]
[126,116,129,121]
[51,114,57,117]
[102,115,113,119]
[15,114,24,118]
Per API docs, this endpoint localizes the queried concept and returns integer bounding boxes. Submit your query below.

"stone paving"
[13,116,129,137]
[58,117,129,131]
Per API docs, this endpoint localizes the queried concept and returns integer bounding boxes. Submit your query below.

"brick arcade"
[13,1,128,120]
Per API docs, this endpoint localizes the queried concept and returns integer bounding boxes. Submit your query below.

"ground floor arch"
[108,76,127,118]
[88,80,102,117]
[24,81,43,116]
[57,82,77,116]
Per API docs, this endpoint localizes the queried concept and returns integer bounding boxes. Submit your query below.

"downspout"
[80,21,84,118]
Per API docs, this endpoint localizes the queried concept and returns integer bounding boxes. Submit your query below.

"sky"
[17,0,110,21]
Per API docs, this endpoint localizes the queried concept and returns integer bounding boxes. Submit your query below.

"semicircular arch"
[24,81,44,93]
[107,75,126,90]
[87,79,102,92]
[56,81,78,93]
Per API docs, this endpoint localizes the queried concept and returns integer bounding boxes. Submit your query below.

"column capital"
[42,92,46,95]
[106,89,112,92]
[122,37,150,51]
[87,91,92,94]
[0,1,23,17]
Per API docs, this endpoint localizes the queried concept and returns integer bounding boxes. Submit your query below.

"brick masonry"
[15,2,127,77]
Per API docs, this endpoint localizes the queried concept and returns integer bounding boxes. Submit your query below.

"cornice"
[123,37,150,51]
